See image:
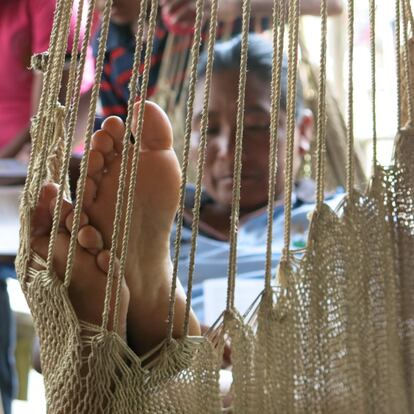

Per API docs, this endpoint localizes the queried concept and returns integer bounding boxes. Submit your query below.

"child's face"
[97,0,141,25]
[191,69,312,211]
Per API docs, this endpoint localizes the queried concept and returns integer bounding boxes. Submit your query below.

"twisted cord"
[46,0,93,272]
[315,0,328,206]
[226,0,252,311]
[63,0,115,289]
[24,0,68,200]
[346,0,355,193]
[396,0,402,130]
[404,0,414,34]
[401,0,414,126]
[22,0,69,273]
[33,0,75,202]
[113,0,157,333]
[182,0,220,335]
[281,0,300,263]
[99,0,149,330]
[167,0,205,341]
[264,0,286,291]
[369,0,378,167]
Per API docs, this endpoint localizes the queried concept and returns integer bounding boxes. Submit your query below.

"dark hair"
[197,33,305,118]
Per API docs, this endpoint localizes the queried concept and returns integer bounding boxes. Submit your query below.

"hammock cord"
[264,0,286,292]
[46,0,95,273]
[396,0,402,130]
[280,0,300,267]
[315,0,328,207]
[113,0,159,331]
[167,0,205,341]
[23,0,73,281]
[226,0,252,311]
[22,0,67,221]
[346,0,355,193]
[182,0,219,335]
[32,0,74,203]
[369,0,378,167]
[63,0,114,287]
[401,0,414,126]
[405,0,414,30]
[104,0,152,331]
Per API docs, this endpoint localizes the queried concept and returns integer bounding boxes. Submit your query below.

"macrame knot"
[31,52,49,73]
[276,259,289,289]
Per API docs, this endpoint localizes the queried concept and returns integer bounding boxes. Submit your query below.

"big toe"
[133,101,173,151]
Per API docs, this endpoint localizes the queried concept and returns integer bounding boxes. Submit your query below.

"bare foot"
[30,183,130,339]
[85,101,200,354]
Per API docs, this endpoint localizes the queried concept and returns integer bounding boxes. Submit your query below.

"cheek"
[189,137,199,164]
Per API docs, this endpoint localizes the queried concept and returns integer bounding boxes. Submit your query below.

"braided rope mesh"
[15,0,222,412]
[393,126,414,409]
[13,0,414,412]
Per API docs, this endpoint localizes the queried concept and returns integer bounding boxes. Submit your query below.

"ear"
[297,109,313,155]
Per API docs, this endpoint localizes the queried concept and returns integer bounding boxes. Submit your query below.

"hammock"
[15,0,414,412]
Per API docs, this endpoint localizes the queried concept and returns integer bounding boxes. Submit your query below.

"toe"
[92,129,116,164]
[82,177,97,208]
[96,250,110,273]
[31,183,59,237]
[96,249,119,274]
[101,116,125,154]
[78,225,104,253]
[65,210,89,233]
[87,149,105,184]
[31,232,70,279]
[49,196,73,230]
[134,101,173,151]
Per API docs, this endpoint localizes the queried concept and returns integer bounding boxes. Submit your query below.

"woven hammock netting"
[14,0,414,412]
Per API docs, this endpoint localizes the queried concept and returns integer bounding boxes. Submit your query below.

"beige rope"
[226,0,252,311]
[396,0,402,130]
[63,0,115,288]
[32,0,75,202]
[346,0,355,193]
[401,0,414,126]
[315,0,328,207]
[404,0,414,35]
[98,0,149,330]
[24,0,81,278]
[33,0,67,130]
[112,0,158,333]
[280,0,300,266]
[167,0,205,341]
[46,0,92,272]
[28,0,67,163]
[369,0,378,167]
[264,0,286,292]
[182,0,220,335]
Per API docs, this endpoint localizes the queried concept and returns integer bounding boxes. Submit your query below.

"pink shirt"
[0,0,95,150]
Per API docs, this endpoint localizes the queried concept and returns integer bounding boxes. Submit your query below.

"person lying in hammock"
[29,34,342,358]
